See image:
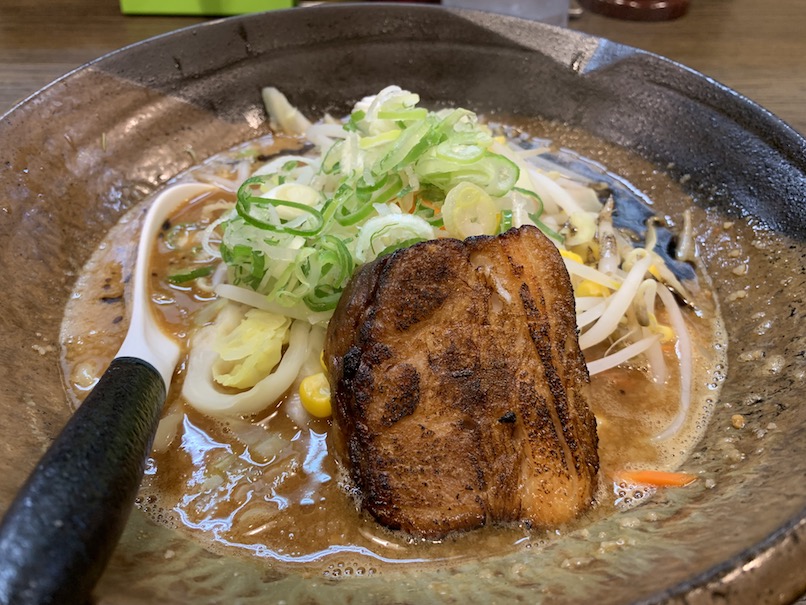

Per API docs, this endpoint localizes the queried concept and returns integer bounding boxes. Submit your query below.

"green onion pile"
[215,86,558,321]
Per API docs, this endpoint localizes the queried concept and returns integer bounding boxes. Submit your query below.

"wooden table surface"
[1,0,805,137]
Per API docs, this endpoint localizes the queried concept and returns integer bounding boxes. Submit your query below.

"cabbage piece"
[183,302,311,417]
[212,308,291,389]
[353,211,434,263]
[261,87,312,135]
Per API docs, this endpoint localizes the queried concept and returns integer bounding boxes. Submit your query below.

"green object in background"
[120,0,294,15]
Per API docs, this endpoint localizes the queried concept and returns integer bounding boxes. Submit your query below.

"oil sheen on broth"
[60,120,727,575]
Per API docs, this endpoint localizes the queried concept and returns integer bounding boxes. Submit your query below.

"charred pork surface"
[325,225,599,537]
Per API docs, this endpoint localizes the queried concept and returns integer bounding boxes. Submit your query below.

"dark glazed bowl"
[0,5,804,604]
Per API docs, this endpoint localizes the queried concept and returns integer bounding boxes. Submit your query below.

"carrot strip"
[617,469,697,488]
[417,197,441,214]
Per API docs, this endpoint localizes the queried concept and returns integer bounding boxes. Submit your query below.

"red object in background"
[577,0,689,21]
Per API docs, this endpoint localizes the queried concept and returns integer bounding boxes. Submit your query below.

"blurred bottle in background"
[440,0,570,27]
[576,0,689,21]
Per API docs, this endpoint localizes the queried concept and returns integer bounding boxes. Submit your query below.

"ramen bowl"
[0,5,804,604]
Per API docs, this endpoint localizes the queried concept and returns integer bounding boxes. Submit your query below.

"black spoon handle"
[0,357,166,605]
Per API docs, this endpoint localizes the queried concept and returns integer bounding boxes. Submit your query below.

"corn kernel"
[299,372,332,418]
[560,249,584,264]
[647,312,675,343]
[656,324,675,343]
[576,279,611,297]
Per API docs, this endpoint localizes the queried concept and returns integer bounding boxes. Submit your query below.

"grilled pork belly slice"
[325,225,599,537]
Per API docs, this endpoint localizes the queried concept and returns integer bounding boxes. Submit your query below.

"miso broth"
[60,117,727,575]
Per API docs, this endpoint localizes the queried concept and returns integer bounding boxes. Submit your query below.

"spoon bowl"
[116,183,216,387]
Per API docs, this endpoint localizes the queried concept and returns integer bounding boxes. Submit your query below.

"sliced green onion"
[479,153,520,197]
[530,214,565,243]
[220,239,269,290]
[436,108,474,135]
[369,173,404,205]
[334,173,404,226]
[236,176,324,236]
[378,108,428,121]
[442,182,500,239]
[321,139,344,174]
[416,151,519,198]
[313,234,354,288]
[168,265,215,284]
[303,284,343,312]
[377,117,441,173]
[514,186,544,218]
[343,110,365,133]
[435,141,485,164]
[354,214,434,263]
[359,129,402,149]
[499,209,513,233]
[332,187,376,227]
